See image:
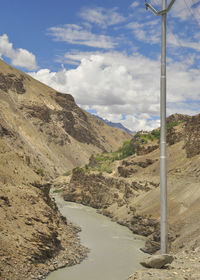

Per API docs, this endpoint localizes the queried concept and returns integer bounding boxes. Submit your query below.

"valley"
[0,58,200,280]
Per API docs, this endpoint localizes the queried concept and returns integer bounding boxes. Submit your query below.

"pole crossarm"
[145,0,176,16]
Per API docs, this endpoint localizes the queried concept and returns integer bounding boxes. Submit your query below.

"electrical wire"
[146,0,196,65]
[183,0,200,27]
[189,0,200,19]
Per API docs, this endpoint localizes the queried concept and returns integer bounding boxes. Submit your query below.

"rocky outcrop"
[136,144,159,155]
[63,169,129,209]
[63,168,160,254]
[166,113,190,124]
[167,126,184,145]
[0,73,26,94]
[0,182,88,280]
[184,114,200,158]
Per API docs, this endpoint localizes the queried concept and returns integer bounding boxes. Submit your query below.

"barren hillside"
[0,59,131,180]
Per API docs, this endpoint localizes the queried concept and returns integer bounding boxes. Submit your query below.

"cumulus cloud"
[48,24,117,49]
[29,52,200,131]
[79,7,126,28]
[0,34,38,70]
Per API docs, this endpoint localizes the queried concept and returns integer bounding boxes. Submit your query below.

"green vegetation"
[151,130,160,139]
[132,120,182,145]
[167,120,182,130]
[116,140,136,159]
[133,130,160,143]
[73,140,137,175]
[65,120,183,177]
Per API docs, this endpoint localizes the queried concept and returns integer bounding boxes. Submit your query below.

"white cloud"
[170,0,192,21]
[168,31,200,52]
[150,0,200,22]
[130,2,140,9]
[121,115,160,131]
[79,7,126,28]
[0,34,38,70]
[29,51,200,131]
[29,68,68,93]
[48,24,117,49]
[126,20,160,44]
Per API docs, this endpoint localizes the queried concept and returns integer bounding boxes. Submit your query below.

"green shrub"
[167,121,181,130]
[117,140,136,159]
[151,129,160,139]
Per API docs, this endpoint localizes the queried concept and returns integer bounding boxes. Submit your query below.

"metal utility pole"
[145,0,176,254]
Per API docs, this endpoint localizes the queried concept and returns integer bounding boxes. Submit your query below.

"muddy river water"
[46,196,146,280]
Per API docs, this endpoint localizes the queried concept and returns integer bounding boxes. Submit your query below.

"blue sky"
[0,0,200,130]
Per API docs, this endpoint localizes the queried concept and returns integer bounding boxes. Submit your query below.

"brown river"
[46,196,146,280]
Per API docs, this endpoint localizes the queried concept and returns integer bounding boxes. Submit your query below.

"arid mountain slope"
[0,59,131,280]
[0,58,131,180]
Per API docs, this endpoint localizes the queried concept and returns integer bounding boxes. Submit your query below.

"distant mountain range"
[93,115,133,134]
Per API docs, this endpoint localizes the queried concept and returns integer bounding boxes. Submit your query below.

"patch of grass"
[167,121,182,130]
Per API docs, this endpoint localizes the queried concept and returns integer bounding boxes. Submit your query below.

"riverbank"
[0,183,88,280]
[56,133,200,279]
[52,178,200,280]
[46,197,146,280]
[128,243,200,280]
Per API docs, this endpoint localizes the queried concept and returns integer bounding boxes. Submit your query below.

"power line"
[189,0,200,19]
[183,0,200,27]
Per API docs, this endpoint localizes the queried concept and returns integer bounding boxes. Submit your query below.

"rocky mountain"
[93,115,133,134]
[0,59,131,279]
[59,113,200,280]
[0,59,131,180]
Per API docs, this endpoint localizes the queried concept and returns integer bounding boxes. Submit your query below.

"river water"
[46,196,146,280]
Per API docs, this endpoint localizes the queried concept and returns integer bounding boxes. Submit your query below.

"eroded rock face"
[63,169,129,209]
[0,73,26,94]
[136,144,159,156]
[63,168,160,253]
[167,127,184,145]
[184,114,200,158]
[0,183,88,280]
[166,113,190,124]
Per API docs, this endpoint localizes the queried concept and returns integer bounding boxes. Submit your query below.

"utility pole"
[145,0,176,254]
